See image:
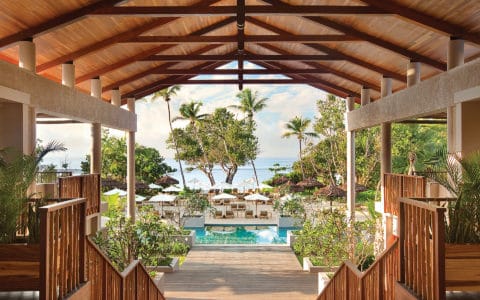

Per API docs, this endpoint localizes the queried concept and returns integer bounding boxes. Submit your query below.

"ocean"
[163,157,295,187]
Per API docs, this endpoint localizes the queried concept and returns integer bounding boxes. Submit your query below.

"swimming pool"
[187,225,294,245]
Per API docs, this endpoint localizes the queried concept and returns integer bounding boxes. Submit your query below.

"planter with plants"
[181,193,211,228]
[426,151,480,291]
[274,196,305,228]
[0,142,65,291]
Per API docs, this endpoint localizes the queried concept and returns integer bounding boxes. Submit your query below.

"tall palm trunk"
[167,102,186,188]
[299,138,305,180]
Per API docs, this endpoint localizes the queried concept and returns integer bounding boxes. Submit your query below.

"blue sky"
[37,62,329,169]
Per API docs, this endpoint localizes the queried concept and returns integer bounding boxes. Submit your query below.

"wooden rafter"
[149,68,329,75]
[36,0,223,72]
[91,5,388,16]
[262,0,447,70]
[0,0,126,49]
[246,17,402,83]
[237,0,245,89]
[141,54,342,61]
[135,79,329,84]
[77,16,235,83]
[359,0,480,45]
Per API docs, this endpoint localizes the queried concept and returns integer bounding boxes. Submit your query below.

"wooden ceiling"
[0,0,480,103]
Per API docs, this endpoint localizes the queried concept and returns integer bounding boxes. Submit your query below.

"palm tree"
[231,89,268,187]
[282,116,317,180]
[173,101,215,185]
[151,86,187,188]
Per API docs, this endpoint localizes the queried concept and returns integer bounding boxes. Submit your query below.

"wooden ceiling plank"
[246,17,404,82]
[36,0,223,72]
[141,54,342,61]
[262,0,446,70]
[359,0,480,45]
[77,16,235,83]
[0,0,126,49]
[91,5,388,17]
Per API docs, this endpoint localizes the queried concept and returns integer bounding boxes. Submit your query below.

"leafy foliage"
[274,196,305,219]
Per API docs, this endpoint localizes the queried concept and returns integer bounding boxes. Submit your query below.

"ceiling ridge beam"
[0,0,126,49]
[36,0,223,72]
[76,16,235,83]
[91,5,388,16]
[359,0,480,45]
[261,0,446,70]
[141,54,343,61]
[246,17,404,82]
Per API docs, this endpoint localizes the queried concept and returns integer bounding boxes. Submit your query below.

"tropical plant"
[183,193,211,216]
[282,116,317,180]
[0,141,65,244]
[273,196,305,219]
[425,150,480,243]
[231,88,268,187]
[151,86,186,188]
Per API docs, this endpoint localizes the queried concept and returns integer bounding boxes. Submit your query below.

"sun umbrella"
[212,182,234,191]
[245,193,270,217]
[103,188,127,197]
[148,183,162,189]
[212,193,236,200]
[156,175,179,187]
[258,183,273,189]
[163,185,182,193]
[135,195,146,202]
[149,193,176,216]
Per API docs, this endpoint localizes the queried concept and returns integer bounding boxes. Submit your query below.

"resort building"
[0,0,479,299]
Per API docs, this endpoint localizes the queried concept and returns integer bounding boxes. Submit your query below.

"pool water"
[188,225,293,245]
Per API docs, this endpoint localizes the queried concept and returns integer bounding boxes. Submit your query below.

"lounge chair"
[164,210,174,219]
[238,203,246,210]
[245,210,254,219]
[214,210,223,219]
[259,210,269,219]
[225,210,234,219]
[214,199,223,205]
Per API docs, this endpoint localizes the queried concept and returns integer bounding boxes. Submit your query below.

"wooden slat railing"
[59,174,101,216]
[86,238,166,300]
[384,173,426,215]
[317,239,399,300]
[36,171,73,183]
[39,198,86,300]
[398,198,446,300]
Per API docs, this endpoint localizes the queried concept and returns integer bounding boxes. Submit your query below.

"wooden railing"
[39,198,86,300]
[36,171,72,183]
[59,174,101,216]
[317,239,399,300]
[398,198,446,300]
[86,238,166,300]
[384,173,425,215]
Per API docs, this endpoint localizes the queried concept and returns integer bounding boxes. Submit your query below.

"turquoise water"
[188,225,293,245]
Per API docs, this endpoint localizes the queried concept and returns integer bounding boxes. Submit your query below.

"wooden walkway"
[164,245,318,300]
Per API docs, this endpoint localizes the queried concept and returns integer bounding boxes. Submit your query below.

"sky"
[37,62,329,169]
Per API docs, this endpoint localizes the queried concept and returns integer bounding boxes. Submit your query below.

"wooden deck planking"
[164,245,317,300]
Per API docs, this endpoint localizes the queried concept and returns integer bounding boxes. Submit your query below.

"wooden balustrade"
[36,171,73,183]
[317,239,399,300]
[86,238,166,300]
[398,198,446,300]
[384,173,425,215]
[59,174,101,216]
[39,198,86,300]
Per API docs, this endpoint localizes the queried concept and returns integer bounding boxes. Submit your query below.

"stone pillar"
[61,61,75,87]
[126,97,136,221]
[90,77,102,174]
[447,37,464,153]
[346,96,356,221]
[111,88,121,107]
[360,87,370,106]
[18,39,36,154]
[406,61,421,87]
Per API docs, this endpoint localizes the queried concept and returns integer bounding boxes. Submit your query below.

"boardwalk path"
[164,245,318,300]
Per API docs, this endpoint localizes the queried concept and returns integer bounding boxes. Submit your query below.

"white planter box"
[183,215,205,228]
[278,216,303,228]
[147,257,180,273]
[172,230,196,248]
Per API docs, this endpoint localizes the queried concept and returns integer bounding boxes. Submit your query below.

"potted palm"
[0,142,65,291]
[426,150,480,290]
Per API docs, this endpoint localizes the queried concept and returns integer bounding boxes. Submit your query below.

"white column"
[61,61,75,87]
[18,39,36,154]
[90,77,102,174]
[447,37,464,153]
[406,61,421,87]
[126,97,136,221]
[360,87,370,106]
[346,96,356,221]
[111,88,121,107]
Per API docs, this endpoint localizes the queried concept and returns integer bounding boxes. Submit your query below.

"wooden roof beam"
[137,79,332,84]
[359,0,480,45]
[0,0,127,49]
[261,0,446,70]
[141,54,343,61]
[92,5,388,16]
[149,68,329,75]
[237,0,246,90]
[76,16,235,83]
[246,17,403,83]
[123,34,361,43]
[36,0,224,72]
